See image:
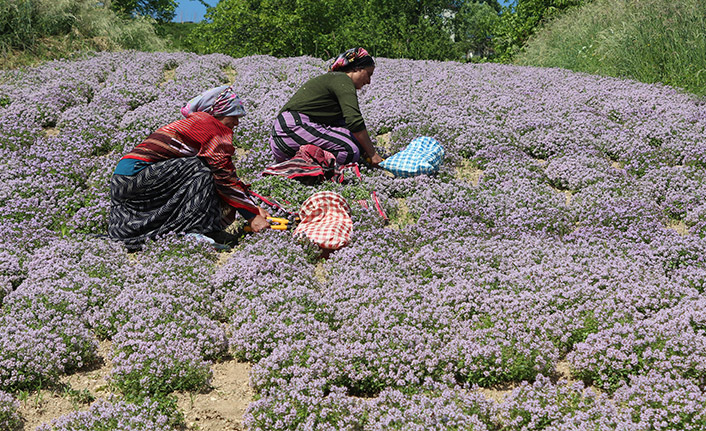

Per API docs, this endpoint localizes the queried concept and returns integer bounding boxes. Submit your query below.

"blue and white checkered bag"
[380,136,445,178]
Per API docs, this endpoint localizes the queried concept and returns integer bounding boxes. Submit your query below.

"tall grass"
[515,0,706,97]
[0,0,165,68]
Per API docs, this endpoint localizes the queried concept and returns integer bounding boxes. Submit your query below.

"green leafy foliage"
[110,0,177,23]
[493,0,587,61]
[155,22,199,51]
[251,175,373,211]
[0,0,39,51]
[0,392,22,431]
[189,0,498,61]
[187,0,354,58]
[355,0,459,60]
[451,1,499,60]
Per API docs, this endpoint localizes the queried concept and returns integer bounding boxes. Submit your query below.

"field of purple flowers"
[1,51,706,430]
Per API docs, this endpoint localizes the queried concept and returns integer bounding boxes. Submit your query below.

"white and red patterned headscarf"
[181,85,246,118]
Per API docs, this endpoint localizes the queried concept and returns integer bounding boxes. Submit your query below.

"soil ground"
[16,336,576,430]
[17,341,253,431]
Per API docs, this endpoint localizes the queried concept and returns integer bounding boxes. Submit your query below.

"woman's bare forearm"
[352,129,377,158]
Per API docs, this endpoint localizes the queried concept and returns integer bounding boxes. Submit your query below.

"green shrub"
[516,0,706,96]
[188,0,470,61]
[0,0,164,67]
[493,0,587,62]
[155,22,199,52]
[0,0,40,51]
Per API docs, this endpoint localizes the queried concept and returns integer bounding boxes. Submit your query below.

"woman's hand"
[248,207,272,233]
[248,214,270,233]
[368,153,383,167]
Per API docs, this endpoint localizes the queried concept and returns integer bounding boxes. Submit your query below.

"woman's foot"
[204,230,240,247]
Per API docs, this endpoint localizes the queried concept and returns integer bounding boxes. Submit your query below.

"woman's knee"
[269,136,296,162]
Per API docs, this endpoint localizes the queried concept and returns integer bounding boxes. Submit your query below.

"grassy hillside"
[0,0,166,69]
[515,0,706,97]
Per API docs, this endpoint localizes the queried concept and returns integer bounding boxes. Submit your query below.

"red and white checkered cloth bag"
[294,191,352,250]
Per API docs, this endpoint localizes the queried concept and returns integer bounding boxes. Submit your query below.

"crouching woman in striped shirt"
[269,47,384,167]
[108,85,269,250]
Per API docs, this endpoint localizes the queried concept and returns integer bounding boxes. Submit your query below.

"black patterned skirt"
[108,157,223,246]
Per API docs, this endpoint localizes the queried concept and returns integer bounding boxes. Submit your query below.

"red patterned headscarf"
[329,47,375,72]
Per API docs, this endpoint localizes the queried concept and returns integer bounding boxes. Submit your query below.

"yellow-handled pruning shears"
[244,217,291,232]
[266,217,290,230]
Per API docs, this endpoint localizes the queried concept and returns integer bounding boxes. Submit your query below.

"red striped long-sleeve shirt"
[121,112,259,218]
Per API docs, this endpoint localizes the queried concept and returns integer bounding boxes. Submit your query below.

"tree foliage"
[190,0,477,60]
[192,0,356,58]
[493,0,587,61]
[451,2,499,59]
[361,0,476,59]
[187,0,585,62]
[110,0,178,23]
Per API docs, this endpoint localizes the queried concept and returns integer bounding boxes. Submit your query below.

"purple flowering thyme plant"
[2,51,706,429]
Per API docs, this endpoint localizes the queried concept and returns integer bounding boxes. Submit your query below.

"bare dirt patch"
[667,219,690,236]
[375,132,396,177]
[563,190,573,206]
[314,260,329,285]
[235,147,250,160]
[477,359,576,403]
[17,389,82,430]
[16,337,254,431]
[175,360,254,431]
[160,68,176,87]
[222,67,238,84]
[59,340,114,394]
[17,341,113,430]
[44,127,59,137]
[388,198,416,230]
[376,132,393,154]
[216,249,235,266]
[455,159,484,186]
[477,382,517,403]
[552,360,575,383]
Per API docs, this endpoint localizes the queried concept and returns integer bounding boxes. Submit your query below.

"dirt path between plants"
[17,337,572,429]
[17,340,254,431]
[174,360,254,430]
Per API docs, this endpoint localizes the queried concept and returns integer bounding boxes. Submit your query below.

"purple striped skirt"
[269,111,361,166]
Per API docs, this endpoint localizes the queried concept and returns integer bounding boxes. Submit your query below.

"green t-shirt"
[280,72,366,132]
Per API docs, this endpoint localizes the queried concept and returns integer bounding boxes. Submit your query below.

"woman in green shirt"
[268,47,383,167]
